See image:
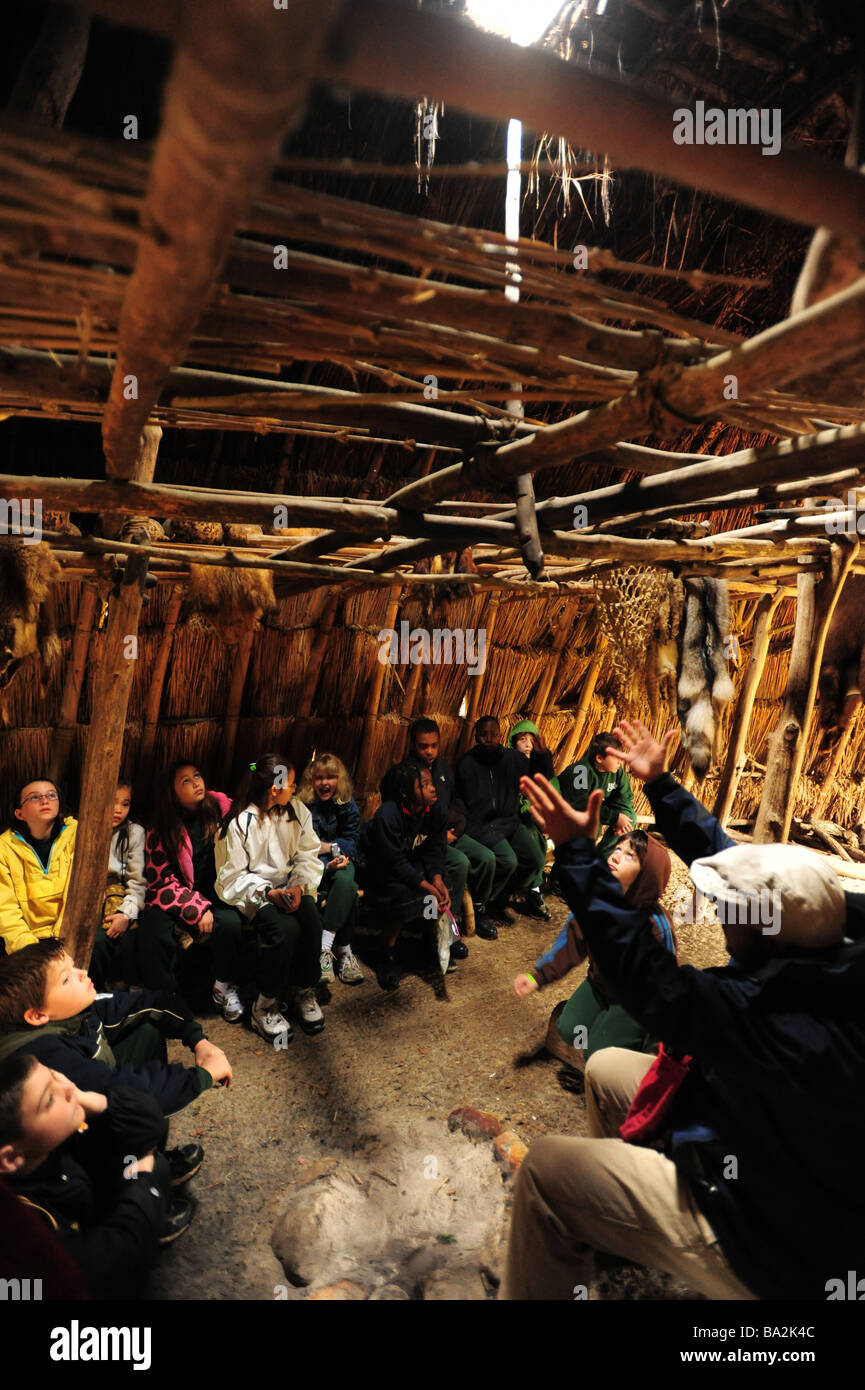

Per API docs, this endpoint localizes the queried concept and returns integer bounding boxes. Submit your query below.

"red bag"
[619,1043,693,1144]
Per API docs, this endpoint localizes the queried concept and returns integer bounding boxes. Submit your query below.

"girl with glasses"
[0,778,76,955]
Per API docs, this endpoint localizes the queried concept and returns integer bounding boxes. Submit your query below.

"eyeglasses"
[22,792,59,805]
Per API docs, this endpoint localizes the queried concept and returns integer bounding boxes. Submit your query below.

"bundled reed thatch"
[185,566,276,645]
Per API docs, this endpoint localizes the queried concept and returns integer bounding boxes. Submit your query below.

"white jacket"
[214,800,323,920]
[108,821,146,920]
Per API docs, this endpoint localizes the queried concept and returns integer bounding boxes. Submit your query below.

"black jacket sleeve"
[25,1033,210,1117]
[95,988,206,1049]
[58,1180,166,1300]
[336,801,361,860]
[644,773,736,866]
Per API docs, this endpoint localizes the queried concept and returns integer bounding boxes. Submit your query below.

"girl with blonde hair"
[298,753,363,986]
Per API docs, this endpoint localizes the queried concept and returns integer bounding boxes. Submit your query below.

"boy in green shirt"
[560,732,635,856]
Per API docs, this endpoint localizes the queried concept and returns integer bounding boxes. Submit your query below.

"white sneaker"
[319,948,336,984]
[251,997,293,1046]
[293,987,325,1036]
[212,981,244,1024]
[337,949,364,985]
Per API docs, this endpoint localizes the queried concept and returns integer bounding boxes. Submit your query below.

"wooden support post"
[396,659,425,761]
[459,592,501,753]
[354,586,401,793]
[7,3,91,126]
[754,539,860,843]
[812,707,860,821]
[713,589,782,826]
[50,584,99,784]
[288,589,341,769]
[63,552,149,968]
[138,583,184,773]
[221,623,256,786]
[531,612,576,723]
[557,635,607,770]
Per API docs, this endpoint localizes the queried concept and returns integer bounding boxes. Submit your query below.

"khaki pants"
[501,1047,757,1301]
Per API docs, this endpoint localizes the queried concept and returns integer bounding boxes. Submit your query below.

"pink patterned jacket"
[144,791,231,927]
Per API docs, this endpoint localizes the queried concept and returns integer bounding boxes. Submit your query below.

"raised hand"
[513,973,539,998]
[520,775,603,846]
[610,720,678,783]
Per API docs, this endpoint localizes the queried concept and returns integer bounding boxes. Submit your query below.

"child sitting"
[137,761,245,1022]
[509,719,557,922]
[0,778,77,955]
[514,830,675,1069]
[358,759,451,992]
[89,781,146,992]
[215,755,325,1043]
[559,731,636,856]
[298,752,364,987]
[0,1054,190,1298]
[0,939,232,1116]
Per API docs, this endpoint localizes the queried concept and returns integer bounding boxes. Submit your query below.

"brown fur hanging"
[167,519,224,544]
[676,578,734,780]
[0,541,62,713]
[185,564,275,644]
[647,573,684,719]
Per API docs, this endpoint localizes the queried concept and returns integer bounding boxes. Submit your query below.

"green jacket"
[560,757,635,847]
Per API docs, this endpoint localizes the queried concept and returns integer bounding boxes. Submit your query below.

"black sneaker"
[522,890,552,922]
[488,895,515,924]
[376,951,400,991]
[167,1143,204,1188]
[450,939,469,960]
[473,906,498,940]
[158,1196,194,1245]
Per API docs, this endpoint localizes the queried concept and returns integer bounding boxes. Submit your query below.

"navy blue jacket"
[358,799,447,905]
[0,988,211,1117]
[555,771,865,1301]
[308,797,361,864]
[456,744,554,847]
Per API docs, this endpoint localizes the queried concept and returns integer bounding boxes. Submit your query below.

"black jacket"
[554,771,865,1301]
[0,988,211,1117]
[10,1087,168,1300]
[358,799,447,904]
[456,743,554,847]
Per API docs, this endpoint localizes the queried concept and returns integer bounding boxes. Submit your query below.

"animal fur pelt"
[818,573,865,731]
[676,578,734,780]
[415,549,481,606]
[0,541,62,713]
[647,573,684,719]
[185,564,275,644]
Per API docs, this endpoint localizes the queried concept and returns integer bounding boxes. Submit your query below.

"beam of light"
[464,0,567,48]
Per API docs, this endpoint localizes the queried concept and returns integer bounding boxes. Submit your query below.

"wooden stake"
[63,552,149,967]
[50,584,99,785]
[812,707,861,821]
[354,586,401,792]
[221,622,256,786]
[557,635,607,770]
[754,539,860,843]
[713,590,782,827]
[138,583,183,773]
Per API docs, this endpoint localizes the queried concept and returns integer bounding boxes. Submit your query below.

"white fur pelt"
[676,578,734,779]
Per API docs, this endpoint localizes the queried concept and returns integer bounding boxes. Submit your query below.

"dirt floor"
[152,848,725,1301]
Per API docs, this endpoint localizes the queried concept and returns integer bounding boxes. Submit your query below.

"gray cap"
[689,843,845,946]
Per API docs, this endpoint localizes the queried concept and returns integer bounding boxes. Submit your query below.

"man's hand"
[431,874,451,912]
[105,912,130,939]
[615,813,635,837]
[194,1039,233,1087]
[513,973,538,998]
[520,775,604,847]
[610,720,678,784]
[197,909,214,937]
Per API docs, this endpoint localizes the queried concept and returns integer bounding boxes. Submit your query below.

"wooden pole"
[557,635,607,770]
[713,590,782,826]
[754,539,860,843]
[353,585,401,793]
[812,707,861,821]
[396,659,425,761]
[63,552,149,967]
[50,584,99,785]
[221,622,256,786]
[138,583,183,773]
[458,592,501,754]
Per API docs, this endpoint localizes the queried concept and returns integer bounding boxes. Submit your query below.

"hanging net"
[592,566,668,713]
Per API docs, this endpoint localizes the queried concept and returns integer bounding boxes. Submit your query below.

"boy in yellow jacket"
[0,779,77,955]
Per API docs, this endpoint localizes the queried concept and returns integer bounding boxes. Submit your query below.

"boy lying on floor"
[0,1056,191,1298]
[503,719,865,1302]
[0,940,231,1118]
